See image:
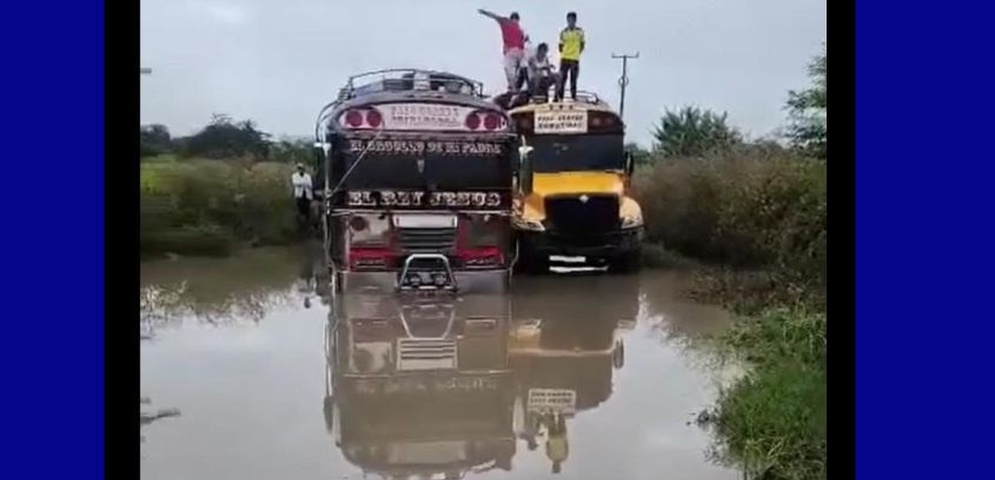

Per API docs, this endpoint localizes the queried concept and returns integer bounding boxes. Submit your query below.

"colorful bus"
[503,92,645,273]
[314,69,519,293]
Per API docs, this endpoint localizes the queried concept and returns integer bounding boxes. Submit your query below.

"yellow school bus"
[507,93,644,272]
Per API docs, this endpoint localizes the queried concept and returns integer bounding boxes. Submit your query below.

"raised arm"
[477,9,502,21]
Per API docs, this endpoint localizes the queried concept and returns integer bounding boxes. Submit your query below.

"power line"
[611,52,639,120]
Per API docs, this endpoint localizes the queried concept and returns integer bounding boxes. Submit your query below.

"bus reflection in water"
[323,293,516,479]
[508,275,638,474]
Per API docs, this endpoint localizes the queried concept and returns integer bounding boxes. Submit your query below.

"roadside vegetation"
[630,45,827,479]
[140,115,314,258]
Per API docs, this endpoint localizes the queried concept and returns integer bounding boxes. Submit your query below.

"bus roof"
[340,68,486,100]
[507,94,617,116]
[314,68,504,142]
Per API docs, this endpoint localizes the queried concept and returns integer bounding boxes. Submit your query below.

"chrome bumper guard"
[396,253,459,293]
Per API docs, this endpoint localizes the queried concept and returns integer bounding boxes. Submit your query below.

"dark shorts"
[296,197,311,218]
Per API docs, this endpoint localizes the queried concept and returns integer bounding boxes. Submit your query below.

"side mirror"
[624,151,635,176]
[517,144,535,195]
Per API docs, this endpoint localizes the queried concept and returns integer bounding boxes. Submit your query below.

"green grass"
[140,159,302,257]
[706,309,826,480]
[631,147,827,479]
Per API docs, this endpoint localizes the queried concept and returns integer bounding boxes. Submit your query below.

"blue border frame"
[856,1,995,478]
[1,1,105,477]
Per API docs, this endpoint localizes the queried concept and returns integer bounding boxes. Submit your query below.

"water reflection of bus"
[324,294,516,479]
[507,275,639,473]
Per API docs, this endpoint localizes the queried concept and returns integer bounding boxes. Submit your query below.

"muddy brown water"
[141,246,742,480]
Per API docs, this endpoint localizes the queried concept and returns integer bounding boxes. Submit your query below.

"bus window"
[529,134,625,173]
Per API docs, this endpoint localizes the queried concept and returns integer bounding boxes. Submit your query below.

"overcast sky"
[140,0,826,146]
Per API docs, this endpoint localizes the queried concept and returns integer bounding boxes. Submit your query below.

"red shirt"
[497,18,525,53]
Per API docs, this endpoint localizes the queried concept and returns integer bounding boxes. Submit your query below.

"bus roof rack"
[521,87,608,107]
[570,90,605,105]
[336,68,486,101]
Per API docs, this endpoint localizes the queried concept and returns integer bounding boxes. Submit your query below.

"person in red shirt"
[478,9,529,91]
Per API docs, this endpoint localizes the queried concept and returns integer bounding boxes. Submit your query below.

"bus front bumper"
[518,226,644,258]
[336,268,511,295]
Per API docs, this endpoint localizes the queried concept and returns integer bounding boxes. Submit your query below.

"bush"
[140,159,299,256]
[632,146,826,283]
[707,309,827,480]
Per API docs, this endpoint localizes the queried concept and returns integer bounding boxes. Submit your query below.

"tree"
[270,137,315,165]
[140,124,173,157]
[652,106,741,157]
[785,44,826,159]
[179,114,272,160]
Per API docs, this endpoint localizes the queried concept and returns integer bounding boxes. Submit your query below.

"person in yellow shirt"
[556,12,585,101]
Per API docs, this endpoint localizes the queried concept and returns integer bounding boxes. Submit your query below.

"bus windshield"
[529,134,625,173]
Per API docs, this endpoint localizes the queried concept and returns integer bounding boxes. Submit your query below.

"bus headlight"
[621,215,643,229]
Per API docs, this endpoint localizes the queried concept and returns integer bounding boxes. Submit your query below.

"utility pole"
[611,52,639,120]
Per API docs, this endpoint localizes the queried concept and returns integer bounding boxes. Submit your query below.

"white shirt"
[291,171,313,200]
[526,51,553,80]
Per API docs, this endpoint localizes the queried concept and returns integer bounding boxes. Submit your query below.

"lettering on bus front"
[346,190,505,208]
[534,110,588,134]
[352,375,500,396]
[349,139,504,156]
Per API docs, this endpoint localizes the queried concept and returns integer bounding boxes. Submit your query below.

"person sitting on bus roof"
[478,9,529,91]
[526,43,559,101]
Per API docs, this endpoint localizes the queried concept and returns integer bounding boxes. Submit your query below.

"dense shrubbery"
[632,146,826,285]
[139,112,317,257]
[140,159,299,257]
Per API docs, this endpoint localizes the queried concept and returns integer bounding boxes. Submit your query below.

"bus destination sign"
[534,110,588,134]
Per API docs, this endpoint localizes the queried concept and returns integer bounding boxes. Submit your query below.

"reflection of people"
[519,411,542,450]
[544,411,569,474]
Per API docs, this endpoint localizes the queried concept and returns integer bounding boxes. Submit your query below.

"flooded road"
[141,246,741,480]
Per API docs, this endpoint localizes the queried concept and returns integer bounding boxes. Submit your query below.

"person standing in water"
[478,9,529,91]
[290,163,313,230]
[557,11,585,101]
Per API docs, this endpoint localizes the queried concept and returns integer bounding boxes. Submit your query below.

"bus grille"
[545,195,620,233]
[396,338,458,371]
[397,227,457,252]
